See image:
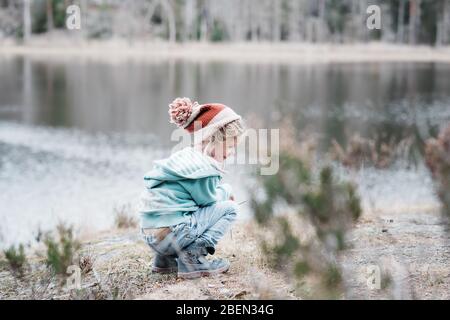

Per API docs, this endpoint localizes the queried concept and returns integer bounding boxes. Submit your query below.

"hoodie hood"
[144,147,223,188]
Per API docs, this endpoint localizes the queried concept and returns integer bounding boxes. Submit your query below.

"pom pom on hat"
[168,97,200,128]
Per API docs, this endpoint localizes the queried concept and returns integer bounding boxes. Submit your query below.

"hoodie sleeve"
[179,177,220,207]
[216,183,233,201]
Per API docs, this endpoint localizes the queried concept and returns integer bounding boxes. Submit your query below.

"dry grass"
[0,222,294,300]
[114,204,138,230]
[1,209,449,300]
[139,222,295,300]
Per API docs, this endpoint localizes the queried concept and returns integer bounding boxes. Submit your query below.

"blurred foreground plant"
[44,224,81,276]
[425,124,450,220]
[251,130,362,298]
[2,244,28,278]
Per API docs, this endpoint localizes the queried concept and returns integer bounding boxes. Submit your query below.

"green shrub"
[3,244,27,277]
[251,145,362,298]
[210,19,228,42]
[44,224,80,276]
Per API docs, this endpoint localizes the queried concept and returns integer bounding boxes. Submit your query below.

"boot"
[177,240,230,279]
[152,254,178,274]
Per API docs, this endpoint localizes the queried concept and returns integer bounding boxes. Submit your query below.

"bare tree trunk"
[436,1,444,46]
[161,0,176,43]
[318,0,327,42]
[297,0,308,41]
[236,0,250,41]
[23,0,31,43]
[348,0,359,42]
[288,0,301,41]
[247,0,258,42]
[228,0,242,41]
[258,0,272,41]
[417,0,422,43]
[46,0,54,32]
[305,1,314,42]
[80,0,87,39]
[359,0,368,41]
[408,0,421,45]
[443,0,450,45]
[272,0,281,42]
[199,0,208,42]
[381,3,395,42]
[246,0,256,41]
[184,0,196,41]
[397,0,405,43]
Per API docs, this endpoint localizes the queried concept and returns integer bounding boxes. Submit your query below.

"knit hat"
[168,97,241,141]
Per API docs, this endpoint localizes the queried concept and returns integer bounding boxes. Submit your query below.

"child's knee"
[219,200,238,220]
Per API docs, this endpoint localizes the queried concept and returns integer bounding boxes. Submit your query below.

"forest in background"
[0,0,449,46]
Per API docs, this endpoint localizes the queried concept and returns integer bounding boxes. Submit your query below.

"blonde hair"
[209,119,246,143]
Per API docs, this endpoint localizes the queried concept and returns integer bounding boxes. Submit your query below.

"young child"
[139,97,245,279]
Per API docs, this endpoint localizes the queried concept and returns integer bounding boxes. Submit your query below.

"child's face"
[209,136,238,162]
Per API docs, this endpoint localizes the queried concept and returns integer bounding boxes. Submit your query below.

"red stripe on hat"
[185,104,225,133]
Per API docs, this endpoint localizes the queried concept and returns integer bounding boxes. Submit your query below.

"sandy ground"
[1,40,450,64]
[1,205,449,300]
[342,207,450,299]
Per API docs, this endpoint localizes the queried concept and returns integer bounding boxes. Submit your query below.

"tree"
[436,0,450,46]
[317,0,327,42]
[272,0,281,42]
[199,0,209,41]
[408,0,422,45]
[444,0,450,45]
[2,0,448,46]
[23,0,31,42]
[46,0,54,32]
[183,0,197,41]
[397,0,406,43]
[288,0,302,42]
[146,0,177,42]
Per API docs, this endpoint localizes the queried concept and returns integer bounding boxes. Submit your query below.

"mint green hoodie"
[139,147,232,228]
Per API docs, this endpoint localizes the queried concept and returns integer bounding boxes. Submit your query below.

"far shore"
[1,40,450,64]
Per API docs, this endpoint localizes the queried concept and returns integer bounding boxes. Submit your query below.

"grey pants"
[143,200,238,256]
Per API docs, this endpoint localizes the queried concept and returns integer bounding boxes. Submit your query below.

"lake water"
[1,55,449,247]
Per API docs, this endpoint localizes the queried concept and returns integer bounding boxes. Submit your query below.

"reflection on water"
[1,56,450,141]
[0,56,449,247]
